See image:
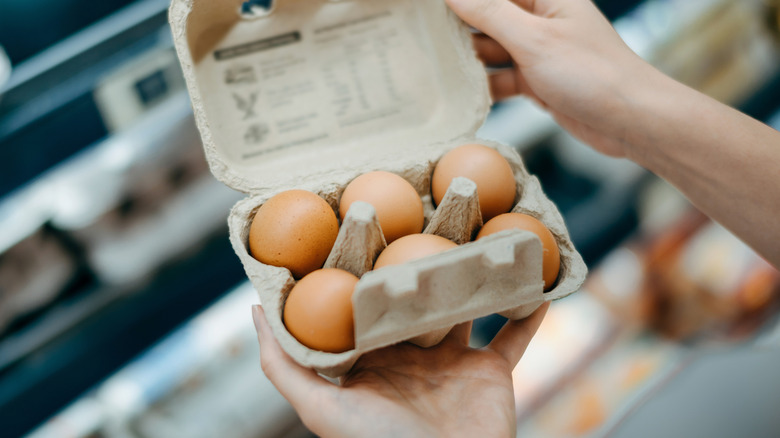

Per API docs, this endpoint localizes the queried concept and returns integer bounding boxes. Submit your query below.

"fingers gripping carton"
[169,0,587,377]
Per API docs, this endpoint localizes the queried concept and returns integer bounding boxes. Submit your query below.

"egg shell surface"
[248,190,339,279]
[374,233,458,269]
[283,268,358,353]
[477,213,561,289]
[339,171,424,244]
[432,144,516,221]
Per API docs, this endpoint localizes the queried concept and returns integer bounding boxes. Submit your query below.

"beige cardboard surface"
[170,0,588,376]
[424,177,483,245]
[324,201,386,278]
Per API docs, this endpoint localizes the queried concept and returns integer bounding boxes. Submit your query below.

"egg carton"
[170,0,587,377]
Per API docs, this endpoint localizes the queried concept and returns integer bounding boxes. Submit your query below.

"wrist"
[615,60,690,169]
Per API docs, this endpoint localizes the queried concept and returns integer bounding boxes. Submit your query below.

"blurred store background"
[1,0,779,437]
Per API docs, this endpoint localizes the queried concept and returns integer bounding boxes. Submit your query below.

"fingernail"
[252,305,263,333]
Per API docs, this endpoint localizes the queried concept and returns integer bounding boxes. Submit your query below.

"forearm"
[622,67,780,267]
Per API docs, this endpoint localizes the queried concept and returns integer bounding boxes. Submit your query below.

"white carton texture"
[170,0,587,376]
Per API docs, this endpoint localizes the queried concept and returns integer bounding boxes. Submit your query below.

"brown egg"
[432,144,516,221]
[477,213,560,290]
[283,268,358,353]
[339,171,424,244]
[248,190,339,279]
[374,234,458,269]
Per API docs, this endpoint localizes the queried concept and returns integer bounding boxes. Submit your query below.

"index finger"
[484,302,549,366]
[446,0,540,53]
[473,34,512,67]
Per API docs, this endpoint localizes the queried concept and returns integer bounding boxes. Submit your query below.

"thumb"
[251,305,336,421]
[445,0,537,50]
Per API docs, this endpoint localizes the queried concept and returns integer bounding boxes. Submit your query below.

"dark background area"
[0,0,138,65]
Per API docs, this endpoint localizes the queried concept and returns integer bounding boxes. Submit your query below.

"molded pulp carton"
[170,0,587,377]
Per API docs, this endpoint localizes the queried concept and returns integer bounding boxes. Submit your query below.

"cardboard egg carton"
[170,0,587,377]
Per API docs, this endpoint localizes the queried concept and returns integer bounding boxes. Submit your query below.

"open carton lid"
[169,0,491,195]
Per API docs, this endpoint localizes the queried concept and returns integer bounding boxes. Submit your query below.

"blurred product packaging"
[0,220,81,333]
[517,332,685,438]
[651,0,779,104]
[616,0,780,105]
[511,293,620,418]
[639,215,780,340]
[587,179,780,341]
[48,95,237,287]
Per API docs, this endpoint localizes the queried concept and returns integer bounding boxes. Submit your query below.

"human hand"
[447,0,657,158]
[252,303,550,438]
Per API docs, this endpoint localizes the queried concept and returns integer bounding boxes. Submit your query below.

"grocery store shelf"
[0,233,246,438]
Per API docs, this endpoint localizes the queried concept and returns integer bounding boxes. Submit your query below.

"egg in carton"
[170,0,587,377]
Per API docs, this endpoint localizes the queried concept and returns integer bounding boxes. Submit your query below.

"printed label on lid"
[195,0,440,164]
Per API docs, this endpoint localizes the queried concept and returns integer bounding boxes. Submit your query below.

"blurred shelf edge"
[0,0,169,111]
[0,45,9,91]
[0,0,172,200]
